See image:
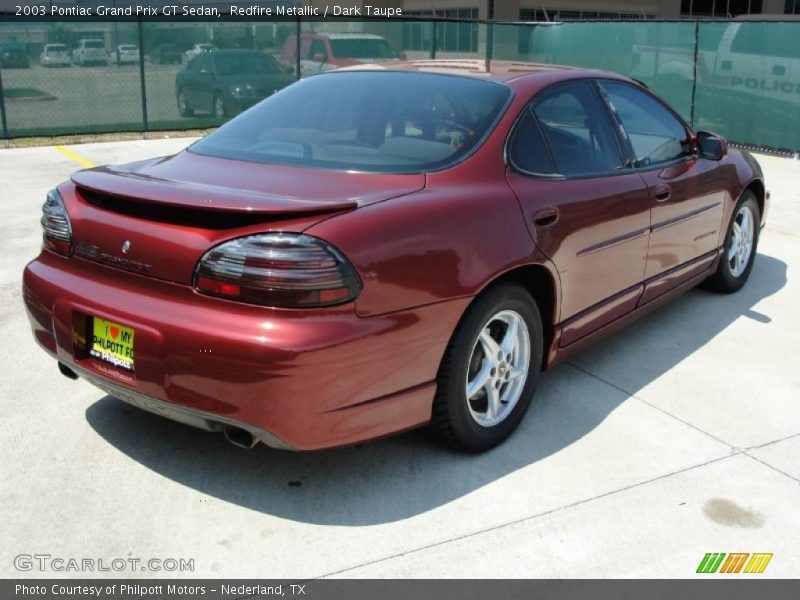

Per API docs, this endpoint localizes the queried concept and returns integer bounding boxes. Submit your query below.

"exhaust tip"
[58,362,79,380]
[223,426,259,449]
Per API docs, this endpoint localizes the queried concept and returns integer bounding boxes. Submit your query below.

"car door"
[192,53,215,111]
[505,80,651,347]
[182,55,206,108]
[596,80,727,304]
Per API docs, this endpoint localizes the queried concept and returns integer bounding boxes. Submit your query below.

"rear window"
[329,38,399,59]
[84,40,104,49]
[46,45,67,52]
[190,71,511,173]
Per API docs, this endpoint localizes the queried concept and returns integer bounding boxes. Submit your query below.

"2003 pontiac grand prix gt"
[24,60,768,452]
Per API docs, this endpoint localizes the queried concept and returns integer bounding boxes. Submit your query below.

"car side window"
[532,81,624,177]
[598,81,690,167]
[508,108,556,175]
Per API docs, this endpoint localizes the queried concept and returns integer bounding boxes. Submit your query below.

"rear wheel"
[704,191,760,293]
[427,283,543,452]
[177,89,194,117]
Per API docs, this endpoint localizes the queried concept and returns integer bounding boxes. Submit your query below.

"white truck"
[631,19,800,149]
[521,18,799,150]
[72,39,109,66]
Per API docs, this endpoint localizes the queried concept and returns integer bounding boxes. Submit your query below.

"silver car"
[113,44,140,65]
[39,44,71,67]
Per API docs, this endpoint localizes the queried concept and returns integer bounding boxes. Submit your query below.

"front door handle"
[532,206,559,227]
[654,185,671,202]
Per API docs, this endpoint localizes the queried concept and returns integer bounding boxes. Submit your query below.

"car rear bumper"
[23,251,469,450]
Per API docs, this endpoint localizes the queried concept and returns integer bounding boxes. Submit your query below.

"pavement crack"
[565,361,735,450]
[741,431,800,451]
[741,451,800,485]
[315,453,735,579]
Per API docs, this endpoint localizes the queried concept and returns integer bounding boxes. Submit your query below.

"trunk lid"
[66,150,425,284]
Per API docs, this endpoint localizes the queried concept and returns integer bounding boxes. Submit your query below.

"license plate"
[90,317,135,371]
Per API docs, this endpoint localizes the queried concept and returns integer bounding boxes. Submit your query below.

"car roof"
[313,33,386,40]
[337,59,628,84]
[211,49,265,55]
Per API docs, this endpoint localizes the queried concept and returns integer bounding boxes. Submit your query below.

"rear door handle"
[532,206,559,227]
[654,185,671,202]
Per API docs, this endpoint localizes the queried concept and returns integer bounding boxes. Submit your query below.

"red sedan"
[24,61,767,452]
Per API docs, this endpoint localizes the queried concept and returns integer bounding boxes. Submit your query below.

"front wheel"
[427,283,543,452]
[704,191,760,293]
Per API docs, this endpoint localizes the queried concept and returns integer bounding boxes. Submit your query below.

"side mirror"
[696,131,727,161]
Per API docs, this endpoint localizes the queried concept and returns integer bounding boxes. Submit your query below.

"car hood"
[70,149,426,215]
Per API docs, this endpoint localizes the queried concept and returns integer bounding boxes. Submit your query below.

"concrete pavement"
[0,140,797,578]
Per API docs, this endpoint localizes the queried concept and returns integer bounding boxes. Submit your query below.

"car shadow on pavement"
[85,253,786,526]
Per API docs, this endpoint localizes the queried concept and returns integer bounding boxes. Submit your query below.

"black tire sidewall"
[437,284,543,452]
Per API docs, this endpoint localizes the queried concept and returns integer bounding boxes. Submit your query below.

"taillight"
[194,233,361,308]
[41,188,73,256]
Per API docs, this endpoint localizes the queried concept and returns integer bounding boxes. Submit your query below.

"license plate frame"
[89,316,135,372]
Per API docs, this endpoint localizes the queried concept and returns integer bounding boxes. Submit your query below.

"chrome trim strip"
[577,227,650,256]
[651,201,721,232]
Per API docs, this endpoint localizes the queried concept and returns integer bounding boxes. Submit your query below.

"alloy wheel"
[465,309,530,427]
[728,205,755,277]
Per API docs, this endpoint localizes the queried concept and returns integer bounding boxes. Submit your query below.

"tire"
[704,191,760,293]
[177,89,194,117]
[213,93,227,119]
[427,283,543,452]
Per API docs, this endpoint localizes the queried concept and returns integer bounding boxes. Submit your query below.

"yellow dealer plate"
[90,317,135,371]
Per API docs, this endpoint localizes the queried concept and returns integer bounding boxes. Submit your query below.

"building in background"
[399,0,795,19]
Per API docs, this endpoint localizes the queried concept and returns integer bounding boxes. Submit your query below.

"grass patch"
[3,88,51,99]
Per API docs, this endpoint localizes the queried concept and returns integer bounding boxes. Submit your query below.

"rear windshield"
[330,38,399,59]
[46,45,67,52]
[84,40,104,49]
[214,53,280,75]
[119,45,137,51]
[190,71,510,173]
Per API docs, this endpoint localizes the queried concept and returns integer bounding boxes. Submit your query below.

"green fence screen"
[1,18,799,151]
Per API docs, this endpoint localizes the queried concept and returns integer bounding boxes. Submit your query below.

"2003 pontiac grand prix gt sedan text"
[24,60,768,452]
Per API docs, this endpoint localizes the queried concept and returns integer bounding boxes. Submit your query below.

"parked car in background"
[0,43,30,68]
[175,50,294,118]
[25,62,767,453]
[72,39,109,66]
[280,33,401,75]
[112,45,140,65]
[184,43,217,62]
[149,44,182,65]
[39,44,71,68]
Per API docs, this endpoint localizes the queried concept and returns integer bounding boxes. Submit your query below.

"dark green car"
[175,50,294,119]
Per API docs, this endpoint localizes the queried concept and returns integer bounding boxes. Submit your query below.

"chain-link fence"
[1,18,799,151]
